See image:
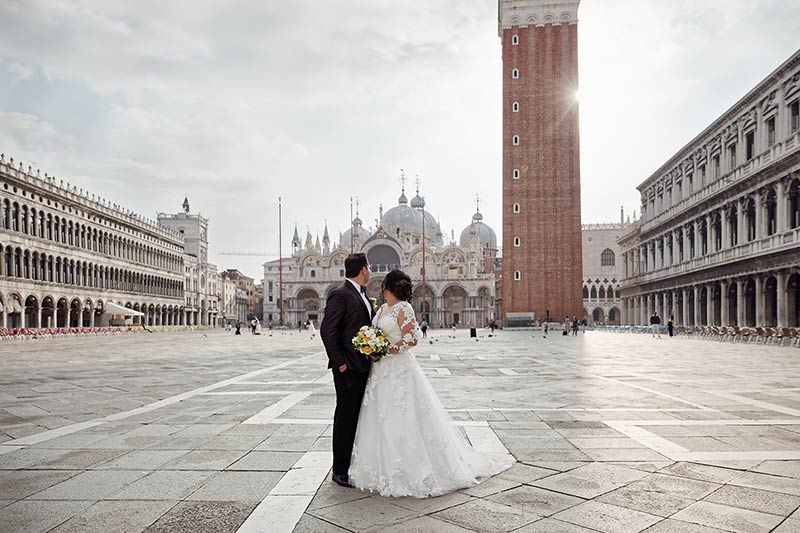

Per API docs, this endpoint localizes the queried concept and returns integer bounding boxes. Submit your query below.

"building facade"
[581,211,633,326]
[619,49,800,329]
[499,0,583,326]
[0,156,185,328]
[222,269,258,320]
[263,186,498,329]
[158,200,220,327]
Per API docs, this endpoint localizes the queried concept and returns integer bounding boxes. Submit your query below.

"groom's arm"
[320,289,346,370]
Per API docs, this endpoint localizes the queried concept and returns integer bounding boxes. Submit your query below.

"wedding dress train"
[348,301,513,498]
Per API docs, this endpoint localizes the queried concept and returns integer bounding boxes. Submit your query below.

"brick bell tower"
[499,0,583,326]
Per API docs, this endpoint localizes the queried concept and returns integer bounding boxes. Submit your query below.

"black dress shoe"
[331,473,352,488]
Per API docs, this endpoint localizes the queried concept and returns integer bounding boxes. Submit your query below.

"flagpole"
[278,196,283,326]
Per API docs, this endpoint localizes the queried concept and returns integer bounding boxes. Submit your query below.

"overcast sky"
[1,0,798,280]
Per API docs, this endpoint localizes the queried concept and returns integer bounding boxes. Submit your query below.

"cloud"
[0,0,797,278]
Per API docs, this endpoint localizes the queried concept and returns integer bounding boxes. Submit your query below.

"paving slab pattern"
[0,329,798,532]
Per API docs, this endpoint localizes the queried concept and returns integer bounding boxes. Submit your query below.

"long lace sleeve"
[390,302,420,354]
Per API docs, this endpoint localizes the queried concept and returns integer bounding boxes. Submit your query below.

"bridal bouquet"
[352,325,390,362]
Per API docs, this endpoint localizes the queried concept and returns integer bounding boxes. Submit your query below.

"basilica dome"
[460,210,497,251]
[341,216,372,247]
[382,189,439,240]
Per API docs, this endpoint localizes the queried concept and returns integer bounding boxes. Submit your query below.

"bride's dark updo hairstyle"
[382,269,413,303]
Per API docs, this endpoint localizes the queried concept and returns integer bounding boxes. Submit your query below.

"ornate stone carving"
[498,0,580,34]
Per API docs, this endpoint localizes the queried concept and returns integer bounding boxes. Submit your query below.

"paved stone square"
[0,329,799,532]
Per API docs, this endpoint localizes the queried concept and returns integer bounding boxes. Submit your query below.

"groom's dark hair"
[344,253,368,278]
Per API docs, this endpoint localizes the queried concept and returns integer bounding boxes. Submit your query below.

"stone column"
[755,276,764,326]
[777,270,787,328]
[777,179,787,234]
[720,280,729,326]
[89,309,95,327]
[693,287,702,326]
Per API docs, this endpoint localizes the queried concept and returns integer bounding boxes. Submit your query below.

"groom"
[320,253,374,487]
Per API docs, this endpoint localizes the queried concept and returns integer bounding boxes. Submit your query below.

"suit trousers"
[332,367,369,476]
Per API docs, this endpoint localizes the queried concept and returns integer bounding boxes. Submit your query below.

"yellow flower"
[362,346,373,355]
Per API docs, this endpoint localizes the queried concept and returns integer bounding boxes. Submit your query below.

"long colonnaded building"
[619,49,800,329]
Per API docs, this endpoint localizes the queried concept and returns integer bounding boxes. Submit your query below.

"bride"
[349,269,513,498]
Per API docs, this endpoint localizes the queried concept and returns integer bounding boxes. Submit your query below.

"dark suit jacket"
[321,281,374,373]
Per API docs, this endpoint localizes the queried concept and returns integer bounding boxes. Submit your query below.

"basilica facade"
[263,187,498,328]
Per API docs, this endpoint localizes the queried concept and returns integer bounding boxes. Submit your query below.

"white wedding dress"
[349,301,514,498]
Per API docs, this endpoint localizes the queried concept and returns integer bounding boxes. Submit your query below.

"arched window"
[511,34,519,45]
[513,203,520,213]
[582,286,589,299]
[590,286,597,299]
[600,248,615,266]
[511,68,519,79]
[310,270,316,278]
[512,101,519,112]
[513,271,521,281]
[599,286,606,299]
[512,135,520,145]
[513,169,520,180]
[513,236,521,247]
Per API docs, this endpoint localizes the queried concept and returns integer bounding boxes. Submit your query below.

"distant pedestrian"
[667,314,674,337]
[650,312,662,339]
[235,321,242,335]
[250,318,257,335]
[420,319,428,339]
[469,321,477,338]
[563,316,570,336]
[489,319,497,334]
[543,322,549,338]
[308,319,317,339]
[572,316,579,336]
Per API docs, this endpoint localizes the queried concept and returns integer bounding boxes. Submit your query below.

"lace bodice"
[373,301,420,354]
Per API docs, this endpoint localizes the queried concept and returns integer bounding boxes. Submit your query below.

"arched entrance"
[296,289,321,323]
[56,298,68,328]
[82,299,93,327]
[711,284,722,326]
[441,285,467,327]
[728,283,738,326]
[592,307,605,325]
[476,287,493,326]
[94,301,104,327]
[25,295,39,328]
[41,296,55,328]
[412,284,435,323]
[608,307,620,325]
[699,287,708,325]
[764,276,777,327]
[744,279,756,327]
[6,294,23,328]
[69,298,81,328]
[788,273,800,327]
